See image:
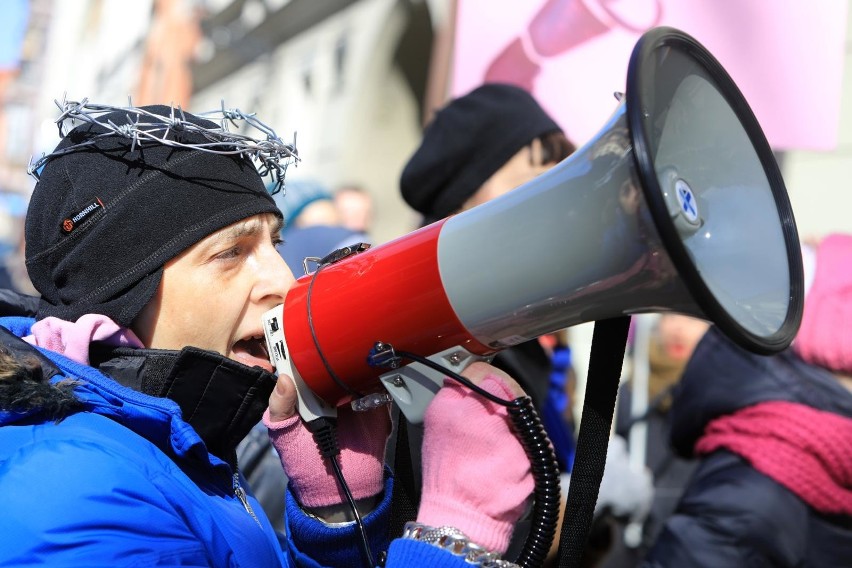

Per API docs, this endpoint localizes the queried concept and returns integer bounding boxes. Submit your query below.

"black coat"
[643,327,852,568]
[0,288,39,317]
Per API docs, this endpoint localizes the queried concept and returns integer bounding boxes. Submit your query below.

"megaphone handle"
[377,346,488,424]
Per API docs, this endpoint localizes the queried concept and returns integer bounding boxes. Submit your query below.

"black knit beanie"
[25,105,282,327]
[400,83,561,220]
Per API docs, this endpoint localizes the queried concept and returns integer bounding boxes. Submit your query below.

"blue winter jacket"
[0,316,473,568]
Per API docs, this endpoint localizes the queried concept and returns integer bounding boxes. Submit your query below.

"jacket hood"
[669,326,852,458]
[0,324,83,421]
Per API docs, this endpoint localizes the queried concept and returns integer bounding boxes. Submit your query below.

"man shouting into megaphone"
[0,100,536,568]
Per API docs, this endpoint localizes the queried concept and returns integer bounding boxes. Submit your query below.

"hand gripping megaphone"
[263,26,803,424]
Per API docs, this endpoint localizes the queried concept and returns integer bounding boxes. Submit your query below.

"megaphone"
[263,26,804,423]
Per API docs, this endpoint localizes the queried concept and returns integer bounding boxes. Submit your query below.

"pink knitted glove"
[794,234,852,375]
[263,403,391,508]
[417,363,534,554]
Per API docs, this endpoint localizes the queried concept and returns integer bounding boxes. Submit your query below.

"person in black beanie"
[401,82,575,225]
[0,101,539,568]
[398,83,581,564]
[400,81,577,451]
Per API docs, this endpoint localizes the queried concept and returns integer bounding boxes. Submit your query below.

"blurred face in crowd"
[657,314,711,362]
[294,199,340,228]
[334,187,373,233]
[461,139,551,211]
[460,132,575,212]
[132,213,293,372]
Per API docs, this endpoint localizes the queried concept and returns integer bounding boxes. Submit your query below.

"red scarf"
[696,400,852,516]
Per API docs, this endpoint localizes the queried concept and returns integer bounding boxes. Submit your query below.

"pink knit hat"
[793,234,852,375]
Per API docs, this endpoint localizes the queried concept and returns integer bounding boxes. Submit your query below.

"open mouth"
[232,335,273,373]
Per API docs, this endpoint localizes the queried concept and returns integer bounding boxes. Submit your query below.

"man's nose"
[258,244,295,301]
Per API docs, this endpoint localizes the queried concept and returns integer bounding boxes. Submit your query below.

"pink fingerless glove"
[263,404,391,508]
[417,375,534,554]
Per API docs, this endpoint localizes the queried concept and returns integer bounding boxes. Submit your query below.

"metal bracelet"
[402,522,520,568]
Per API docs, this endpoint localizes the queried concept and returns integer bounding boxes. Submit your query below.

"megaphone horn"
[263,26,804,424]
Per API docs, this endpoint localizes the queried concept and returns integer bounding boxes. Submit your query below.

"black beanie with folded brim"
[400,83,561,221]
[25,105,282,327]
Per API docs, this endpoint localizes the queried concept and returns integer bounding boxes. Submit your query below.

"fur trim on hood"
[0,327,82,422]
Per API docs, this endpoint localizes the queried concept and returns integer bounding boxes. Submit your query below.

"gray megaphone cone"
[263,27,804,423]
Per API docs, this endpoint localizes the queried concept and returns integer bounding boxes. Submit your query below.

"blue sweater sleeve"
[283,473,492,568]
[283,476,393,568]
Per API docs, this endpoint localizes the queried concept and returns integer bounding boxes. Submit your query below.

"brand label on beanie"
[62,198,104,233]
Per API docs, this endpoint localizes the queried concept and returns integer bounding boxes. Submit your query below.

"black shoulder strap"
[388,411,420,539]
[557,316,631,568]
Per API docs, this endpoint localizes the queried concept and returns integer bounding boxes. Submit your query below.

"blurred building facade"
[1,0,451,246]
[0,0,850,247]
[189,0,447,243]
[0,0,51,251]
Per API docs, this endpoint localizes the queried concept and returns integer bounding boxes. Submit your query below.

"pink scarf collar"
[696,400,852,516]
[23,315,144,365]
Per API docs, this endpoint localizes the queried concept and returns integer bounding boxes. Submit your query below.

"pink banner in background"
[453,0,848,151]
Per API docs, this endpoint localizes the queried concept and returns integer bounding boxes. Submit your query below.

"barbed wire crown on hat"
[28,97,299,195]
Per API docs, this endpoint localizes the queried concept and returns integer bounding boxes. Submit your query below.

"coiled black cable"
[506,397,562,567]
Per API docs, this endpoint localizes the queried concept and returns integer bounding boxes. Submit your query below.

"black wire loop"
[305,263,365,398]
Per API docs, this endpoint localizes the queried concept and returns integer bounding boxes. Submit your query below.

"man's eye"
[216,246,241,260]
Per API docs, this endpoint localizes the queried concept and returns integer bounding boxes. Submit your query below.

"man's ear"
[130,289,162,348]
